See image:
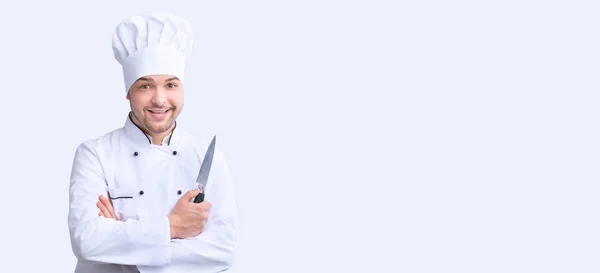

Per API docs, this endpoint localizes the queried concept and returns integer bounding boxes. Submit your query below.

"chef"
[67,13,238,273]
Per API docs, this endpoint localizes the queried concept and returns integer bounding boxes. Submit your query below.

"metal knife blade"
[193,135,216,203]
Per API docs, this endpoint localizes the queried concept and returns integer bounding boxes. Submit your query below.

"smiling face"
[126,74,184,143]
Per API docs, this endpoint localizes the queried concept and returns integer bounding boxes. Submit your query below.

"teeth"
[150,110,167,114]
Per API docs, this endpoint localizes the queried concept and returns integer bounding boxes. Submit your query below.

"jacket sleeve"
[68,141,173,266]
[137,148,239,273]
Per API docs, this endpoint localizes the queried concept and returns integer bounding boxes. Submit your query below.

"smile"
[148,109,170,114]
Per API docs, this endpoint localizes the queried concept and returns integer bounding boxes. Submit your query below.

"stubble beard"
[143,116,175,134]
[132,109,178,135]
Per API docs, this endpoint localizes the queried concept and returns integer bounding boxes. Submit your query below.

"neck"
[129,112,175,145]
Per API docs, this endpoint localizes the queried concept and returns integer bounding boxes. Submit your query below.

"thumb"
[183,188,201,202]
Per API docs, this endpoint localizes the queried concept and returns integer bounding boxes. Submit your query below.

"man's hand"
[168,188,211,239]
[97,194,117,220]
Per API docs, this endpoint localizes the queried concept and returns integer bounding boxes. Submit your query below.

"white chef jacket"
[68,114,238,273]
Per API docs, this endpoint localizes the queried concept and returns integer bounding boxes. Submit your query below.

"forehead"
[136,75,180,82]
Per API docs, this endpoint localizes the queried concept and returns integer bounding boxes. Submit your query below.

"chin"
[154,122,174,132]
[143,119,172,132]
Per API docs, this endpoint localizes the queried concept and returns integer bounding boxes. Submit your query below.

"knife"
[193,135,217,203]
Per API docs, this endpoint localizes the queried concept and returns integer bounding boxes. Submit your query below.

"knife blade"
[193,135,217,203]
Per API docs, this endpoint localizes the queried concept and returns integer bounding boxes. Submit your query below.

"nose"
[151,88,167,106]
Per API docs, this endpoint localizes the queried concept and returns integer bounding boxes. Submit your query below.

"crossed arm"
[68,142,239,272]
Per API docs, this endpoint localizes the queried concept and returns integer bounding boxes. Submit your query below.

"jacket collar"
[123,112,179,147]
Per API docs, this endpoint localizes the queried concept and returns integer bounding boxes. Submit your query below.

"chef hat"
[112,13,193,92]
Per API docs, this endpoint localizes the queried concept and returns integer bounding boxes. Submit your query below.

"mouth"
[148,109,171,114]
[146,109,172,120]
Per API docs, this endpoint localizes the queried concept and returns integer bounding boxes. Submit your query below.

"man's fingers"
[199,211,209,221]
[183,188,201,202]
[97,201,110,218]
[99,195,117,219]
[198,201,212,211]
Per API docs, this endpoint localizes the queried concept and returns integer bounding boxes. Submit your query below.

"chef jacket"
[67,114,238,273]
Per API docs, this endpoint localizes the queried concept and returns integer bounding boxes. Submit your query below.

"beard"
[131,108,179,135]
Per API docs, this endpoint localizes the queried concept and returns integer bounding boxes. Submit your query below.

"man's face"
[126,74,184,136]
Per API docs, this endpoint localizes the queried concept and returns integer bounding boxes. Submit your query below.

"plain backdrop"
[0,0,599,272]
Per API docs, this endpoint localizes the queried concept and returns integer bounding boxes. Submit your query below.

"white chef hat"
[112,13,193,92]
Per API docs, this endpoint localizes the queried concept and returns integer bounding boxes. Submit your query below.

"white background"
[0,0,598,272]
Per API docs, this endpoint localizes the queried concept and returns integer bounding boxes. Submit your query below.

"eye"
[167,83,177,88]
[140,84,150,89]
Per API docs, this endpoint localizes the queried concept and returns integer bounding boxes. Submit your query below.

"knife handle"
[193,192,205,203]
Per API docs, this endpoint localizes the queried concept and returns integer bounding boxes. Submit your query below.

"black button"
[172,151,177,155]
[139,190,144,195]
[177,190,182,195]
[134,151,139,156]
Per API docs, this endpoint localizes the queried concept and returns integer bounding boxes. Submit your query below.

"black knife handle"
[193,192,205,203]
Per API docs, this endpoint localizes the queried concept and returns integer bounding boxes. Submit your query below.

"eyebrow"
[136,76,180,83]
[136,77,154,83]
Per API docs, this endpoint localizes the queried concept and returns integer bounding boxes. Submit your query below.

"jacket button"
[134,151,138,156]
[177,190,182,195]
[139,190,144,195]
[172,151,177,155]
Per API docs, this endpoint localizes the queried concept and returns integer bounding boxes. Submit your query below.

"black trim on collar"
[168,121,177,146]
[128,112,151,144]
[128,111,177,145]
